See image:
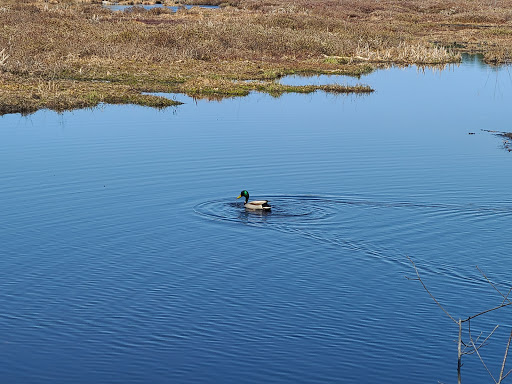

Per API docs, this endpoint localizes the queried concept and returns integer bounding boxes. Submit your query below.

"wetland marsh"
[2,0,512,115]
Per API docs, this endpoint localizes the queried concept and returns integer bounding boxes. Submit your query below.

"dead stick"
[499,330,512,383]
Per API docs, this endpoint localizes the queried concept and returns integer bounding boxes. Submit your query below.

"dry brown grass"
[1,0,512,114]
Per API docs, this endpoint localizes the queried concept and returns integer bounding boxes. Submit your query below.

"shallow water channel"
[1,55,512,383]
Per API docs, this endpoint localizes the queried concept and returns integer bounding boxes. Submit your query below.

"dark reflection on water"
[1,55,512,384]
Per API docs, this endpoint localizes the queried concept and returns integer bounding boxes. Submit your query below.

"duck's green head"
[237,190,249,203]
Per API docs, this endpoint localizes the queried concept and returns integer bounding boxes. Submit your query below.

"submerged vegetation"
[1,0,512,114]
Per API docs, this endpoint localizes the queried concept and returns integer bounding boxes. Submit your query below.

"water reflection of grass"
[1,0,512,115]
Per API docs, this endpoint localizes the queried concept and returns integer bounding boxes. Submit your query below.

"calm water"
[1,56,512,383]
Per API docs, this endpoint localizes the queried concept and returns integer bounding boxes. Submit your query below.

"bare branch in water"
[498,330,512,383]
[407,256,512,383]
[406,256,458,324]
[477,266,512,305]
[468,319,497,383]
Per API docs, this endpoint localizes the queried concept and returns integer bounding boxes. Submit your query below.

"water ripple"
[194,195,338,226]
[195,194,512,284]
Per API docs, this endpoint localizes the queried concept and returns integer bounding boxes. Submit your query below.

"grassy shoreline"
[1,0,511,115]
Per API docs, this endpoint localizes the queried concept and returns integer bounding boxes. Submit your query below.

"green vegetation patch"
[0,75,181,116]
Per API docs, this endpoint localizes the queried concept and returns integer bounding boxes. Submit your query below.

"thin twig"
[503,288,512,306]
[464,302,512,322]
[477,266,512,304]
[471,337,497,383]
[463,329,494,354]
[477,325,501,351]
[502,368,512,381]
[409,258,512,382]
[498,330,512,383]
[474,330,485,345]
[469,320,497,384]
[406,256,458,324]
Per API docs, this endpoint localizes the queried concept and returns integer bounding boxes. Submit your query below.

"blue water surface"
[1,56,512,383]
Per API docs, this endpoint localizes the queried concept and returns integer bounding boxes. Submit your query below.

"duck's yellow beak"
[237,194,242,199]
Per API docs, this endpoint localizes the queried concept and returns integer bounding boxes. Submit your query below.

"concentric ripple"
[194,194,512,282]
[194,195,338,226]
[195,194,512,226]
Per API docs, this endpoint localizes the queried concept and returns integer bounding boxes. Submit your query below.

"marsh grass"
[0,73,180,115]
[1,0,512,114]
[355,42,461,64]
[180,78,372,99]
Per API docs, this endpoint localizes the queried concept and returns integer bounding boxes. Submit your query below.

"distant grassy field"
[1,0,511,115]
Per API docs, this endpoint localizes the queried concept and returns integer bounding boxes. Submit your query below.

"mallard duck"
[237,190,271,210]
